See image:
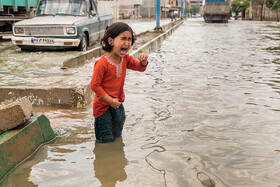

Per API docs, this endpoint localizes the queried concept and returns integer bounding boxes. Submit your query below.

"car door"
[88,0,101,44]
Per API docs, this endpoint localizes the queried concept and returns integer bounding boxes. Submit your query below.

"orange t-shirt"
[90,54,148,118]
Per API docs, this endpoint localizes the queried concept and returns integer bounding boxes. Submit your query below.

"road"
[0,18,171,87]
[1,18,280,186]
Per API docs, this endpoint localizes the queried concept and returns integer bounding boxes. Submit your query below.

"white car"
[12,0,112,51]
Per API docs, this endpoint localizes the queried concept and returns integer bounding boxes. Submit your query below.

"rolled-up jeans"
[94,104,125,143]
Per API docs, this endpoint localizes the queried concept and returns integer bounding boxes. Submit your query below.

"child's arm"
[138,53,148,66]
[90,60,121,109]
[101,94,121,109]
[90,61,106,97]
[127,53,148,71]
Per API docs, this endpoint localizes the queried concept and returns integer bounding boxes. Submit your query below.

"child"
[90,22,148,143]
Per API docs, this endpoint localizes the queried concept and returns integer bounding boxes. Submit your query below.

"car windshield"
[36,0,87,16]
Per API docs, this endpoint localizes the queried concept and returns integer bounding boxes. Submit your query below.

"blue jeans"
[94,104,125,143]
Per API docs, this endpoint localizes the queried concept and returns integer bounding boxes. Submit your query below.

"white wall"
[119,0,143,5]
[97,0,119,20]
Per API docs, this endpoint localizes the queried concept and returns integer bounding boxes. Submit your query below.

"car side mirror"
[90,10,97,16]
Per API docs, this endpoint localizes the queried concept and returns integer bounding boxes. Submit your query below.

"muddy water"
[0,19,170,87]
[0,42,81,87]
[1,18,280,186]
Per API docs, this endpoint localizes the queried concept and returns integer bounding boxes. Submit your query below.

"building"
[140,0,185,18]
[139,0,156,18]
[119,0,143,19]
[161,0,173,18]
[165,0,187,18]
[118,0,186,19]
[97,0,119,20]
[186,0,203,15]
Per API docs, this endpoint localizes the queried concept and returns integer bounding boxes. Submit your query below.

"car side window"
[90,0,97,12]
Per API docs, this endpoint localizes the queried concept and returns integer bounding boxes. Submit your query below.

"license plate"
[31,38,54,44]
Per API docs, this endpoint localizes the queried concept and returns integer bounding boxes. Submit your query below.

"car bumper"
[11,36,80,47]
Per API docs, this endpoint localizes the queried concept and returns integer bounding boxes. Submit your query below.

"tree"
[254,0,265,20]
[231,0,250,19]
[265,0,280,21]
[186,5,199,15]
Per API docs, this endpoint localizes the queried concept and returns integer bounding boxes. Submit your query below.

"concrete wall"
[0,85,93,109]
[97,0,119,20]
[119,0,144,18]
[140,0,156,17]
[262,7,279,21]
[119,0,143,5]
[246,3,280,21]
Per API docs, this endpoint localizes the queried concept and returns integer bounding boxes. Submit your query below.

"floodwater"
[0,19,170,87]
[1,18,280,186]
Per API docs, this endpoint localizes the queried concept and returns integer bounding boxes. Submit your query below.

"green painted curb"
[34,113,56,142]
[0,113,55,181]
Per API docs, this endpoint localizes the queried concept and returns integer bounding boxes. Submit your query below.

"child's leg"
[94,109,115,143]
[112,104,126,137]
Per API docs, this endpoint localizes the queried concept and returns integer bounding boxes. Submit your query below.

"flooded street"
[1,18,280,186]
[0,19,170,87]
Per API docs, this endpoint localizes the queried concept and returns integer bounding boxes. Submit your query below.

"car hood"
[14,16,86,26]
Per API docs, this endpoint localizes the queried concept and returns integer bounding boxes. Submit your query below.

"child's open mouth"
[120,47,128,55]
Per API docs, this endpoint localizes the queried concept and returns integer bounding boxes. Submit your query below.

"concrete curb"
[0,84,93,108]
[61,19,183,69]
[0,97,33,132]
[130,19,184,58]
[61,47,103,69]
[0,19,185,108]
[0,113,55,182]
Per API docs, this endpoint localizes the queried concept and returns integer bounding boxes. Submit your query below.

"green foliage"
[254,0,265,6]
[231,0,250,14]
[186,5,200,15]
[265,0,280,10]
[265,0,274,8]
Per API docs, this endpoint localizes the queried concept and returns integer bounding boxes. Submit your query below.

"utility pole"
[185,0,187,17]
[181,0,184,19]
[148,0,151,18]
[113,0,117,21]
[155,0,162,30]
[196,0,198,15]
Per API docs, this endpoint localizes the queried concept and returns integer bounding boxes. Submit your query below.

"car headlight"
[66,27,76,34]
[14,27,24,34]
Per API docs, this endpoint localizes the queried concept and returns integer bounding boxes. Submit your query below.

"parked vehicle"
[203,0,230,23]
[11,0,113,51]
[0,0,39,27]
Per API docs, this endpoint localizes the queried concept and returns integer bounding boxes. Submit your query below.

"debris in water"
[197,172,215,187]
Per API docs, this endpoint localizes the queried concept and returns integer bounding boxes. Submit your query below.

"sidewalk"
[122,18,171,34]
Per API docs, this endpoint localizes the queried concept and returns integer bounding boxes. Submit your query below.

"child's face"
[109,30,132,58]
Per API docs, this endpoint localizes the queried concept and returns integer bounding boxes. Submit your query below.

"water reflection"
[93,137,127,187]
[0,145,49,187]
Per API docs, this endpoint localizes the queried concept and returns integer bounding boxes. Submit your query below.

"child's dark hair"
[100,22,135,52]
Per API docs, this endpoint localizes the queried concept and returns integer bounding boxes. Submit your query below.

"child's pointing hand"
[138,53,148,66]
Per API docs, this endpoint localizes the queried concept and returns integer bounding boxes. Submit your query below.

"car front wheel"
[78,33,88,51]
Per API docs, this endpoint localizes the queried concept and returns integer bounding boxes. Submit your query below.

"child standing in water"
[90,22,148,143]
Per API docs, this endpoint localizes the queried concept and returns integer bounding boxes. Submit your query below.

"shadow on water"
[93,137,128,187]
